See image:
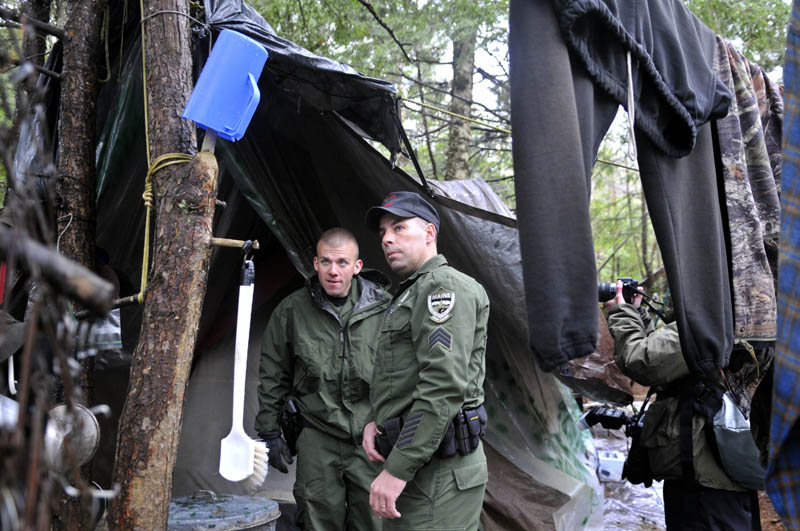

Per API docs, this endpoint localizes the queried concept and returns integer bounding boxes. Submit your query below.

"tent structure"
[11,1,628,528]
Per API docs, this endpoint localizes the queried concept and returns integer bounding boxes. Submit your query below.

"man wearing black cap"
[362,191,490,530]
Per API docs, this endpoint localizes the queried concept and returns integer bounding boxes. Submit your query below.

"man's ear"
[313,256,320,273]
[425,223,437,244]
[354,259,364,275]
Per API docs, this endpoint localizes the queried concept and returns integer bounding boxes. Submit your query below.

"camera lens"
[598,282,616,302]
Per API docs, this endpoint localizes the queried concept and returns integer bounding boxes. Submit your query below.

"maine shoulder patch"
[428,290,455,323]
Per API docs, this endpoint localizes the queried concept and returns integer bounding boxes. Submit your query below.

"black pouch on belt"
[465,405,487,452]
[453,411,471,456]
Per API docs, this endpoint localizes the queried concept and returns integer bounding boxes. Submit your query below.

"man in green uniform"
[362,191,490,530]
[255,228,390,531]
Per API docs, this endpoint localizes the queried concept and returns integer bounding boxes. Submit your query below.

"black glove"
[259,430,293,473]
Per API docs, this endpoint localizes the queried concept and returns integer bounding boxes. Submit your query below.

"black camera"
[598,277,639,303]
[583,406,653,487]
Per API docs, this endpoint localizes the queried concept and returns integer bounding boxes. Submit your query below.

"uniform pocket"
[381,305,414,372]
[641,397,675,448]
[292,355,320,395]
[452,461,488,491]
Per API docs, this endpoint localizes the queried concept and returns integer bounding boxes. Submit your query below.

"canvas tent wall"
[13,1,611,528]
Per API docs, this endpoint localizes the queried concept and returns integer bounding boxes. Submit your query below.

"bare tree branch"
[0,226,114,315]
[0,6,64,40]
[0,54,61,79]
[485,175,514,183]
[475,66,508,91]
[354,0,414,63]
[297,0,308,31]
[408,122,448,137]
[393,71,510,124]
[481,42,509,80]
[469,144,512,153]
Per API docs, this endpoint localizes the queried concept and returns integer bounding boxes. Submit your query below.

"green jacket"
[255,270,390,445]
[607,304,744,491]
[372,254,490,482]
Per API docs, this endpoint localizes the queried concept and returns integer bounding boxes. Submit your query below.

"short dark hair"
[317,227,359,258]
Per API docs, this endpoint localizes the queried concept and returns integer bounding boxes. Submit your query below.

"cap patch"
[428,291,454,323]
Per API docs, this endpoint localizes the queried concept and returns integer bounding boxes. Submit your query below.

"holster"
[375,416,403,459]
[278,399,303,456]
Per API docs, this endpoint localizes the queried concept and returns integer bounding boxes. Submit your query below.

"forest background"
[0,0,791,289]
[251,0,790,296]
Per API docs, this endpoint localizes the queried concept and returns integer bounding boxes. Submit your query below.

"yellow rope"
[137,154,192,303]
[135,0,192,304]
[402,98,512,135]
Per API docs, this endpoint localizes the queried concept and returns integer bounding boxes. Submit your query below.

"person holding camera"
[604,280,759,530]
[255,228,390,531]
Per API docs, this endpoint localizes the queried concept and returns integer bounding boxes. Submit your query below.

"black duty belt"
[375,404,488,459]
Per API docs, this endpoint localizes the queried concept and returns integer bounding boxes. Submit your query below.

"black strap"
[679,382,696,481]
[750,490,762,530]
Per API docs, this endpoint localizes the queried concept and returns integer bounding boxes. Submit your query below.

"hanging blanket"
[713,38,780,341]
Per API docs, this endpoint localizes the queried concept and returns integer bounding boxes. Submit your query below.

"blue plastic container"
[182,29,268,142]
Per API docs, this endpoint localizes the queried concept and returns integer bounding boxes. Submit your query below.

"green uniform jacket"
[372,255,490,482]
[607,304,744,491]
[255,270,390,445]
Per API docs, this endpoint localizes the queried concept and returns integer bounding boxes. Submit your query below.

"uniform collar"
[397,254,447,292]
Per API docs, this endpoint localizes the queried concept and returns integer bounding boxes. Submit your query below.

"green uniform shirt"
[256,271,390,445]
[372,254,490,481]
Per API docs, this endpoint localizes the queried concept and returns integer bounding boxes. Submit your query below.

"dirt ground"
[760,491,786,530]
[591,399,785,530]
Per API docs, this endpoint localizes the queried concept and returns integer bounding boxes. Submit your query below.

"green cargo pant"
[384,443,488,531]
[294,425,381,531]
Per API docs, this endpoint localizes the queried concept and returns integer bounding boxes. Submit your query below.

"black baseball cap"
[365,191,440,231]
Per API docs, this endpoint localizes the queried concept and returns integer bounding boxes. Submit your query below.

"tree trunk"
[56,0,101,289]
[51,2,103,529]
[415,62,439,179]
[444,28,476,181]
[108,1,218,527]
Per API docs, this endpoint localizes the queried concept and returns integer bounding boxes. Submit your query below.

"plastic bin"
[182,29,268,141]
[168,491,280,530]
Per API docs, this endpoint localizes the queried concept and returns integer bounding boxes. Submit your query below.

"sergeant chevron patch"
[428,327,452,350]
